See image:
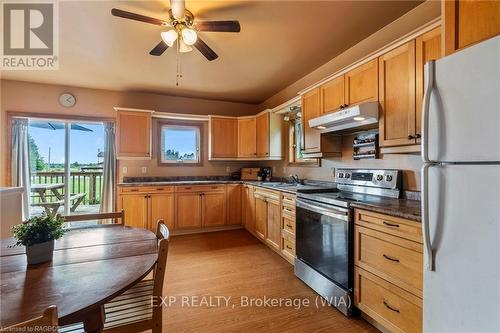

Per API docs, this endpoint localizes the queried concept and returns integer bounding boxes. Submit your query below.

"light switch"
[122,166,128,174]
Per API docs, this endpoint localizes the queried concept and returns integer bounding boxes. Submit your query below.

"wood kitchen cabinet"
[378,41,417,147]
[115,109,153,159]
[119,185,174,231]
[354,208,423,333]
[243,185,256,234]
[443,0,500,56]
[226,184,242,225]
[256,112,270,157]
[300,88,342,158]
[202,191,226,227]
[265,197,281,251]
[254,189,281,251]
[320,75,345,114]
[209,116,238,158]
[416,27,442,140]
[344,58,378,107]
[254,195,267,240]
[176,192,202,229]
[237,118,257,157]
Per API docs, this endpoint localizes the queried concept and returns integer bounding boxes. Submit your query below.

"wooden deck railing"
[31,171,103,205]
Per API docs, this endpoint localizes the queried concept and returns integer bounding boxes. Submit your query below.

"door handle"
[422,60,435,163]
[422,164,435,271]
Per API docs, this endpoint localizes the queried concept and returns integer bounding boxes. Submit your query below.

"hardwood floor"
[163,229,378,332]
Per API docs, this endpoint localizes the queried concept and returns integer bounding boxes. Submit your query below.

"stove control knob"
[345,173,351,179]
[386,175,393,182]
[376,175,383,181]
[338,173,344,178]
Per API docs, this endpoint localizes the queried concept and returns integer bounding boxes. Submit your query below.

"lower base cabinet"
[176,192,203,229]
[254,195,267,240]
[150,193,175,231]
[265,198,281,251]
[121,194,149,229]
[202,191,226,227]
[242,185,256,233]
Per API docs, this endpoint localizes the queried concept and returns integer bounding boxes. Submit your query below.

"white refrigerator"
[421,35,500,332]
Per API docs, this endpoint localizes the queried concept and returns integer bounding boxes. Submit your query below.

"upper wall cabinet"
[416,27,442,141]
[115,108,153,159]
[443,0,500,56]
[209,116,238,158]
[378,41,416,147]
[238,117,257,157]
[320,75,345,114]
[208,111,283,160]
[344,58,378,107]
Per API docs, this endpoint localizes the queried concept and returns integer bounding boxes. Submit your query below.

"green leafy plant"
[11,214,66,247]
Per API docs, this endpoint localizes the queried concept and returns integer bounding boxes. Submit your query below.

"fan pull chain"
[176,39,182,86]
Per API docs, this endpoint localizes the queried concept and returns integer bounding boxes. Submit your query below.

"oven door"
[296,198,352,290]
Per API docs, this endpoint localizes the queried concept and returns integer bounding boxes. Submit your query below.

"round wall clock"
[59,93,76,107]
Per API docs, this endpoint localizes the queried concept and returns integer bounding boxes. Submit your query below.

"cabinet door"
[121,194,148,229]
[226,184,242,225]
[243,186,256,233]
[238,118,257,157]
[210,117,238,158]
[150,193,175,232]
[176,192,202,229]
[256,112,269,157]
[266,199,281,251]
[202,192,226,227]
[444,0,500,55]
[116,111,152,159]
[416,27,442,141]
[321,75,345,114]
[301,88,321,153]
[345,58,378,106]
[254,196,267,240]
[379,41,416,147]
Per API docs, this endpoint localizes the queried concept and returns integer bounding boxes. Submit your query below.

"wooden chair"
[1,306,58,332]
[102,219,170,333]
[62,210,125,225]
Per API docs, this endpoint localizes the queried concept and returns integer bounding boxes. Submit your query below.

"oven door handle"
[296,200,349,221]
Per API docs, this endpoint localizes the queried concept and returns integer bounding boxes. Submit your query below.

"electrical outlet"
[330,167,336,178]
[226,166,231,173]
[141,166,148,174]
[122,166,128,174]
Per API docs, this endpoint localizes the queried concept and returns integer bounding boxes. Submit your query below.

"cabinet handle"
[130,189,139,192]
[408,135,415,140]
[184,187,192,190]
[156,188,164,191]
[383,221,400,228]
[286,245,293,250]
[415,133,421,139]
[343,104,348,108]
[383,300,400,313]
[144,195,148,198]
[383,254,400,262]
[340,105,344,109]
[286,223,293,228]
[211,186,218,189]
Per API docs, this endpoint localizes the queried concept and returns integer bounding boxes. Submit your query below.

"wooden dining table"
[0,225,158,332]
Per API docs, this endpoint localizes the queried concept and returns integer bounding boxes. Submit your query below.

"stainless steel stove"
[294,168,402,316]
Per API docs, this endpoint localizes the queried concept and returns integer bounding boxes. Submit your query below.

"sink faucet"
[289,174,300,184]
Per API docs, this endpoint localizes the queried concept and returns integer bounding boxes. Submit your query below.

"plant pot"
[26,240,55,265]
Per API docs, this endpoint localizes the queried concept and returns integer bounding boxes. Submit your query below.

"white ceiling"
[2,1,423,103]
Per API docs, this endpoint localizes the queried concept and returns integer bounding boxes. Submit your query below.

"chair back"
[1,306,58,332]
[62,210,125,224]
[152,220,170,332]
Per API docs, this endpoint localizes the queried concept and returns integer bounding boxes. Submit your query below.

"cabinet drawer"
[121,186,174,194]
[254,188,281,202]
[176,184,226,193]
[281,193,296,206]
[355,267,422,333]
[355,226,423,297]
[282,215,295,235]
[354,209,422,243]
[282,237,295,256]
[282,204,295,217]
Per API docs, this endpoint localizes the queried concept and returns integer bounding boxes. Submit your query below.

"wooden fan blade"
[111,8,165,26]
[196,21,240,32]
[194,38,218,61]
[150,41,169,56]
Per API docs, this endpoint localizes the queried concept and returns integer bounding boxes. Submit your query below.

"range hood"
[308,101,379,134]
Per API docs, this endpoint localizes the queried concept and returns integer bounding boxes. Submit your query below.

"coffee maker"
[260,167,272,182]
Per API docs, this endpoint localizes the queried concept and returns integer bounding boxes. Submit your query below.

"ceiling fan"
[111,0,240,61]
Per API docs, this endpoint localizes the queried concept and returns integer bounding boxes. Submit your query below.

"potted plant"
[11,214,66,265]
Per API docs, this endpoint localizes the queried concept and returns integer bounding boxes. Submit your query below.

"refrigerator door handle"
[422,163,435,271]
[422,60,435,164]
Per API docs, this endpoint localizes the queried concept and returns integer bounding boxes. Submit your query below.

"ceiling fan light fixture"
[179,39,193,53]
[161,29,178,47]
[181,28,197,46]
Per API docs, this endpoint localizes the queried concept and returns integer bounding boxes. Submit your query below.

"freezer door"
[424,164,500,332]
[426,35,500,163]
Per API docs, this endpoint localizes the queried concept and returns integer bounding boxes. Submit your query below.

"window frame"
[288,115,320,166]
[157,121,204,167]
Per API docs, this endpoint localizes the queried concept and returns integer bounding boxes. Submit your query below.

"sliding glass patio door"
[27,119,105,218]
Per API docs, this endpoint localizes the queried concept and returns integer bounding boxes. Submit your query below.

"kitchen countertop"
[119,179,421,221]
